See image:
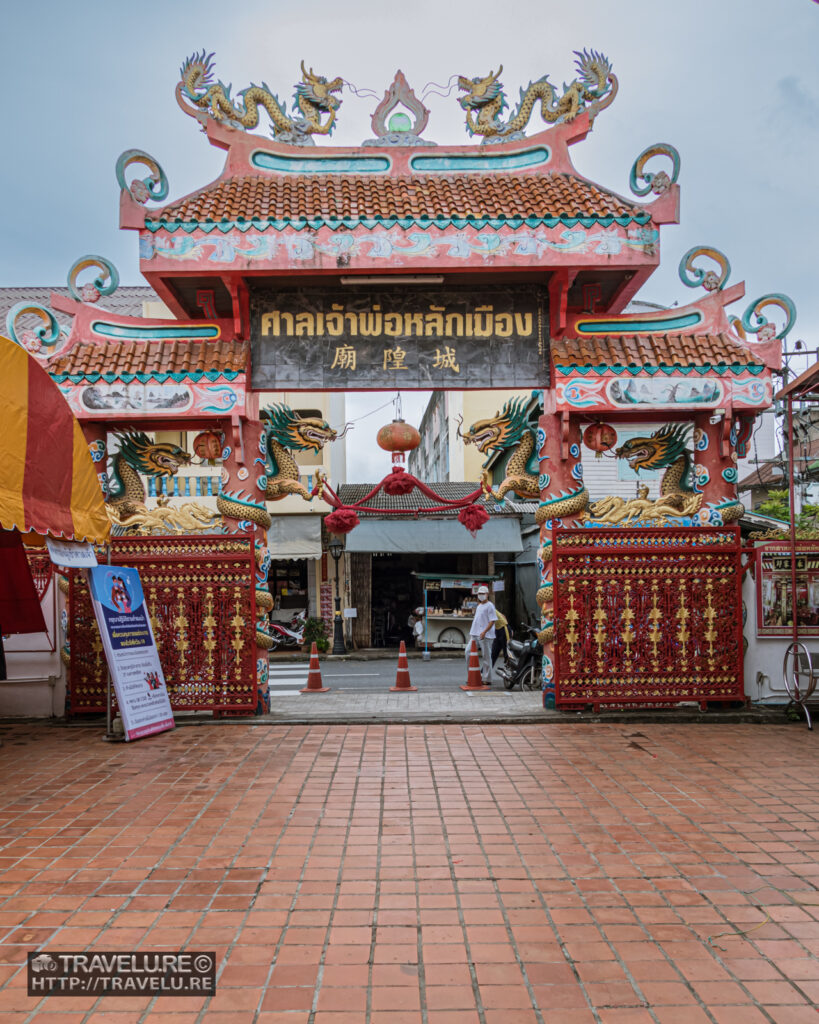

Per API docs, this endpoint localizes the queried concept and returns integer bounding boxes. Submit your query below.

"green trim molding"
[575,311,703,334]
[554,362,765,377]
[145,211,654,234]
[91,322,221,340]
[50,370,242,385]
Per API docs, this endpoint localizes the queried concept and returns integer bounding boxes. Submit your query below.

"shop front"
[412,573,504,650]
[338,497,528,649]
[266,515,323,623]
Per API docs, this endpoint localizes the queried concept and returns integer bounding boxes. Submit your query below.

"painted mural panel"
[249,286,549,390]
[57,380,245,419]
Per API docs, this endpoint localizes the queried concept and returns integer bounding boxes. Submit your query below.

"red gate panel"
[552,527,743,709]
[68,534,257,714]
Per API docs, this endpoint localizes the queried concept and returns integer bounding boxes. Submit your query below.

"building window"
[268,560,308,611]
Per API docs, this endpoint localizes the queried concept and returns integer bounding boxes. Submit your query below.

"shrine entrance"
[551,527,745,710]
[9,50,788,717]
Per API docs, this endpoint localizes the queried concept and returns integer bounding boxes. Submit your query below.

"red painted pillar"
[536,395,587,707]
[692,413,744,525]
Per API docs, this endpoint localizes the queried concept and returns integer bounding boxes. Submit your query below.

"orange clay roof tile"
[49,339,248,378]
[554,333,763,367]
[150,172,645,224]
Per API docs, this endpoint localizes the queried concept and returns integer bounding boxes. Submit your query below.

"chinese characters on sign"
[756,541,819,637]
[249,287,548,390]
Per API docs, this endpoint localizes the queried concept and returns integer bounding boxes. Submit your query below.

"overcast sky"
[3,0,817,478]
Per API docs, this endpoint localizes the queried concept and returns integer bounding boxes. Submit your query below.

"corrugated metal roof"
[0,286,159,330]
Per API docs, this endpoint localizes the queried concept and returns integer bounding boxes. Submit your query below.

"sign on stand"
[86,566,174,741]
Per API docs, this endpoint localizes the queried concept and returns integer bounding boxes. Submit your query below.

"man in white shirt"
[467,585,498,685]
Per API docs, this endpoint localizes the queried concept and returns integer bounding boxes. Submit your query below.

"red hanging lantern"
[583,422,617,459]
[377,418,421,466]
[192,430,223,463]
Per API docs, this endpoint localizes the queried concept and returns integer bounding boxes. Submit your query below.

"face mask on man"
[478,592,488,602]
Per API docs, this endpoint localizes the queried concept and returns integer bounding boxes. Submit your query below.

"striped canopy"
[0,335,109,544]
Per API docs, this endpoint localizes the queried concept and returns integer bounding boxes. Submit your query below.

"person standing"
[491,609,510,670]
[466,585,497,684]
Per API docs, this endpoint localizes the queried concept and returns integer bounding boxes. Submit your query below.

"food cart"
[412,573,503,650]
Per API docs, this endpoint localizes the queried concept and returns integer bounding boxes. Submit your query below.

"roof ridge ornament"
[739,294,796,342]
[457,49,617,144]
[6,302,67,360]
[679,246,731,292]
[67,256,120,304]
[177,51,343,146]
[116,150,169,205]
[630,144,680,197]
[362,71,436,148]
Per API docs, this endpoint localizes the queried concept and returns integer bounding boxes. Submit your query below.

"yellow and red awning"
[0,334,109,544]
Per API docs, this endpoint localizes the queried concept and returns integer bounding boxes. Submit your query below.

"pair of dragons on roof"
[178,50,615,144]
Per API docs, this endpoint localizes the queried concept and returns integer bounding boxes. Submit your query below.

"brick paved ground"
[0,721,817,1023]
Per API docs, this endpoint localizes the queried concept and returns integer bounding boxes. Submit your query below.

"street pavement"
[263,654,778,725]
[0,720,816,1023]
[268,653,486,694]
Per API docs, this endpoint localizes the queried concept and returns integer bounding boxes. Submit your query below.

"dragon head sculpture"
[114,432,191,477]
[615,422,692,474]
[457,66,507,113]
[460,396,532,454]
[262,404,338,453]
[294,61,343,119]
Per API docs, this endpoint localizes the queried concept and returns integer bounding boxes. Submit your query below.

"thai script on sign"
[249,285,549,391]
[260,304,535,340]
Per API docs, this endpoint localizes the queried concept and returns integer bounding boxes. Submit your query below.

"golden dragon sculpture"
[458,49,616,142]
[179,52,343,143]
[584,422,743,525]
[214,406,338,528]
[460,397,540,502]
[262,404,338,501]
[105,432,222,534]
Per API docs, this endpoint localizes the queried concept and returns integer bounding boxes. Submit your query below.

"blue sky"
[2,0,817,472]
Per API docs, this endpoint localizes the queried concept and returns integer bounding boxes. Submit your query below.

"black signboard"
[249,286,549,390]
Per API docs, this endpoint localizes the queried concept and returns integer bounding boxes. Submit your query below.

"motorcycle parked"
[498,624,541,691]
[268,610,306,651]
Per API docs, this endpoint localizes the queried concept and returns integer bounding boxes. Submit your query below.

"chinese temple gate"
[8,50,792,712]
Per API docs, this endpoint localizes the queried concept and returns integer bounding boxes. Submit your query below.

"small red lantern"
[376,418,421,466]
[583,422,617,459]
[192,430,223,463]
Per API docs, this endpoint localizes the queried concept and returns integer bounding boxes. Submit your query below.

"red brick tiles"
[552,333,762,370]
[0,722,817,1022]
[48,339,248,379]
[150,172,643,225]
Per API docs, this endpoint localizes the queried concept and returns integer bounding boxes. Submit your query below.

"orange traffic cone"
[461,638,490,691]
[390,641,417,692]
[300,642,329,693]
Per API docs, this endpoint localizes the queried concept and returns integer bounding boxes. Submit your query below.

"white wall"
[742,569,808,705]
[582,421,668,503]
[0,577,65,717]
